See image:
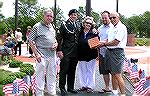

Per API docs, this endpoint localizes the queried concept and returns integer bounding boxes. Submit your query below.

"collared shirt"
[98,23,113,57]
[28,22,56,58]
[107,21,127,49]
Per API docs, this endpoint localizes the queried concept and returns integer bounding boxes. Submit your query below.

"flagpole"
[148,57,150,76]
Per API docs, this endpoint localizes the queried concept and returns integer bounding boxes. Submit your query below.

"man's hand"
[57,51,63,59]
[51,41,58,50]
[35,54,42,63]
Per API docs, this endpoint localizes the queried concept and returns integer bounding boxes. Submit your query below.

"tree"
[34,6,65,33]
[139,11,150,38]
[0,1,3,20]
[125,11,150,38]
[77,6,100,26]
[13,0,40,40]
[51,6,65,31]
[18,0,39,17]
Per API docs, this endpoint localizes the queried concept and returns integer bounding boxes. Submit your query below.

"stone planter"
[127,34,135,46]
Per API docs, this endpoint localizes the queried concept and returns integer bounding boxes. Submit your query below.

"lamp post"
[15,0,18,30]
[86,0,91,16]
[54,0,57,30]
[116,0,119,12]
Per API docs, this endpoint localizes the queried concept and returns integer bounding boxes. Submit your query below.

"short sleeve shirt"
[28,22,56,58]
[15,31,22,42]
[107,21,127,49]
[98,23,113,57]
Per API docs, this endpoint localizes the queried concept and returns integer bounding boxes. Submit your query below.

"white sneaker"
[112,90,119,96]
[120,94,126,96]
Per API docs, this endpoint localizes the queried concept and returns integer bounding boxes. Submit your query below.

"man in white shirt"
[98,11,113,92]
[99,12,127,96]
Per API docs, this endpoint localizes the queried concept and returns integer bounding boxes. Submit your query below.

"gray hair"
[43,8,53,15]
[110,11,120,17]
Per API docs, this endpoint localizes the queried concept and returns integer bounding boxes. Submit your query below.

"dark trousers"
[14,41,22,55]
[29,47,33,55]
[59,56,78,90]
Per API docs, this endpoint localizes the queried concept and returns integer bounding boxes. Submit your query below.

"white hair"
[110,11,120,17]
[43,8,53,15]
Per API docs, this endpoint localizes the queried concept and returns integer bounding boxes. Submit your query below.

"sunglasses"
[109,17,117,20]
[85,22,92,25]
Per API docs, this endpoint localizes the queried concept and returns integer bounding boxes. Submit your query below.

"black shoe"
[67,89,78,94]
[60,88,68,96]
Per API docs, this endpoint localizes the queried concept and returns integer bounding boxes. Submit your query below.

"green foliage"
[77,6,100,26]
[9,59,23,68]
[135,38,150,46]
[12,72,26,78]
[0,55,13,65]
[1,75,16,85]
[0,84,4,96]
[20,65,34,75]
[0,69,12,84]
[20,63,33,68]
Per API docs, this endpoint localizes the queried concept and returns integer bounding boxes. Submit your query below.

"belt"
[38,47,53,51]
[107,48,123,51]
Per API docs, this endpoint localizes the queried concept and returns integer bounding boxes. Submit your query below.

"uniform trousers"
[77,59,96,89]
[59,56,78,90]
[35,56,56,96]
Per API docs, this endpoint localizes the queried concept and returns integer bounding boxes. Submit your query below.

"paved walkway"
[7,43,150,96]
[14,44,150,76]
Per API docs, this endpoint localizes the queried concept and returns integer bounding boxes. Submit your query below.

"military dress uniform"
[57,19,81,92]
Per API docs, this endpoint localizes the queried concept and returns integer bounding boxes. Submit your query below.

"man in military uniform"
[57,9,80,96]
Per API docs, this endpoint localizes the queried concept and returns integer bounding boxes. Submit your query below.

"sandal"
[78,87,87,91]
[102,89,111,92]
[86,88,94,93]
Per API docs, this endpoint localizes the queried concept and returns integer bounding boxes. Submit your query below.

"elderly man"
[99,12,127,96]
[28,9,58,96]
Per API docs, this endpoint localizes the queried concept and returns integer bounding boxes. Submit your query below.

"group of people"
[27,8,127,96]
[4,26,34,57]
[4,28,23,56]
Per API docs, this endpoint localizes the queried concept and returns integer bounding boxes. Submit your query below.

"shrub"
[9,59,23,68]
[20,66,34,76]
[1,75,16,85]
[135,38,150,46]
[0,84,4,96]
[11,72,26,79]
[20,63,33,68]
[0,69,12,84]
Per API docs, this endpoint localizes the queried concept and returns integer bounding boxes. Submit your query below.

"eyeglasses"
[85,22,92,25]
[109,17,117,20]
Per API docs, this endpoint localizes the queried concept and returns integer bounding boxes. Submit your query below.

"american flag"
[56,57,60,75]
[134,77,146,94]
[129,64,139,79]
[3,84,14,95]
[31,73,36,95]
[15,76,29,94]
[139,78,150,96]
[139,70,145,79]
[12,81,19,95]
[3,81,19,95]
[123,58,131,74]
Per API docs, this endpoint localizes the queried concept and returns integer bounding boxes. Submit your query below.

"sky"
[1,0,150,18]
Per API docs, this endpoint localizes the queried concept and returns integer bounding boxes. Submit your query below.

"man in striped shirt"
[28,9,58,96]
